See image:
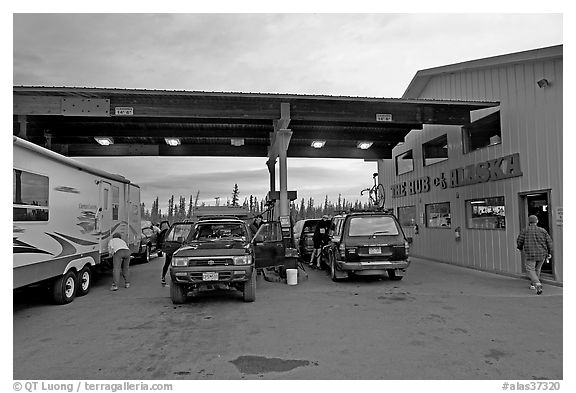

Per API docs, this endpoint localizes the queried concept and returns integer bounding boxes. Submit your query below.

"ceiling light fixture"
[165,137,181,146]
[311,140,326,149]
[94,137,114,146]
[231,138,244,146]
[357,141,373,150]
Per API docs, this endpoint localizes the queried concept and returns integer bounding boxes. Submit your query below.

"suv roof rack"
[197,215,244,221]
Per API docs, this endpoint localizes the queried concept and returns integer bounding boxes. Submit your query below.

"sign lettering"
[391,153,523,198]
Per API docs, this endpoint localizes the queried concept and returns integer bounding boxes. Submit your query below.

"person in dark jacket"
[516,215,553,295]
[309,215,332,269]
[249,215,263,235]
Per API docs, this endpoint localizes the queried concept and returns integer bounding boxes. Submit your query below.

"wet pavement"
[13,255,562,380]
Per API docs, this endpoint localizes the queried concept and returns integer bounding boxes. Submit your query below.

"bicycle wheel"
[376,184,385,208]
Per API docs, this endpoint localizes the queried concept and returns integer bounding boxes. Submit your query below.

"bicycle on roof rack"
[361,172,386,209]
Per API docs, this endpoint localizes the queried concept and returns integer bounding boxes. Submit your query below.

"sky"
[11,11,564,212]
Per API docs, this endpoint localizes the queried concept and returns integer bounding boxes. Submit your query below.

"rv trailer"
[13,136,141,304]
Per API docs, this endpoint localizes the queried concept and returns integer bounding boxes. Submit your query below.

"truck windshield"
[194,223,247,240]
[348,216,400,236]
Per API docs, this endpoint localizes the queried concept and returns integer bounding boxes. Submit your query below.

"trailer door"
[99,181,113,253]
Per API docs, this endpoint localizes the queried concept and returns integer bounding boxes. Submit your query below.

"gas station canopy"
[14,86,499,159]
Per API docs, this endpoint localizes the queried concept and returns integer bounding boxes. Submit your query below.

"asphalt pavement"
[13,254,562,380]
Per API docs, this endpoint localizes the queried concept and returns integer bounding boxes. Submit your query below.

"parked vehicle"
[13,136,141,304]
[321,211,410,281]
[134,223,159,263]
[292,218,320,260]
[169,217,255,304]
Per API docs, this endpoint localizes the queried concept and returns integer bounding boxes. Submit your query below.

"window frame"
[465,196,506,230]
[13,168,50,222]
[422,134,449,167]
[425,202,451,229]
[462,110,502,154]
[395,149,414,175]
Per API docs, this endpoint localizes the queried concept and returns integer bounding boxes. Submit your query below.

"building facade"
[378,45,563,283]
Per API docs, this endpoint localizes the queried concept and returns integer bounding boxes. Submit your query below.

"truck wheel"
[242,269,256,302]
[330,252,345,282]
[388,269,403,281]
[52,270,77,304]
[170,283,187,304]
[76,266,92,297]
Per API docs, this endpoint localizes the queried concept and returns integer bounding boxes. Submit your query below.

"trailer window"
[112,186,119,220]
[13,169,49,221]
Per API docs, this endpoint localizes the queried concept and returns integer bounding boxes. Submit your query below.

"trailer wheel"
[76,266,92,297]
[242,269,256,302]
[170,283,187,304]
[52,270,77,304]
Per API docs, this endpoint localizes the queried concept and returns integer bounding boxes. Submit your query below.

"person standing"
[249,215,263,235]
[516,215,553,295]
[309,215,332,269]
[108,233,131,291]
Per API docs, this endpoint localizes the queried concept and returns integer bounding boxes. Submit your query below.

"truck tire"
[52,270,77,304]
[76,266,92,297]
[388,269,403,281]
[242,269,256,302]
[170,283,187,304]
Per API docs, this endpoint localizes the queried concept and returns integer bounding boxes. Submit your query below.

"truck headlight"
[172,256,188,267]
[233,255,252,265]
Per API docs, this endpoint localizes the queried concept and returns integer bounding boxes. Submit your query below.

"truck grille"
[187,258,233,267]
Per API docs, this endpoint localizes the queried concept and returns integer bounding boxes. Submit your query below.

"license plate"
[368,247,382,255]
[202,272,218,281]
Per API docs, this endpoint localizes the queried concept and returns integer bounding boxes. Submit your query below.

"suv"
[322,211,410,281]
[169,218,255,304]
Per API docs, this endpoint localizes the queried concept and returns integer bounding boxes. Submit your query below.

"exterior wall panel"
[382,52,562,282]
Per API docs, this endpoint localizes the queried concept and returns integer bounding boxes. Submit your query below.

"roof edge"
[403,44,563,99]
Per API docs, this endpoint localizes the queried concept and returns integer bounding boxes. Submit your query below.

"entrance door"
[99,181,113,253]
[519,191,553,275]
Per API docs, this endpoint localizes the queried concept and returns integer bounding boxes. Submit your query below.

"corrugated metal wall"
[379,56,563,282]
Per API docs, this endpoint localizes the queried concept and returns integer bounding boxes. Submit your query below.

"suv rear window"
[348,216,400,236]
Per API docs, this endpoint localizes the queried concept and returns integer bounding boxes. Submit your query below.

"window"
[398,206,417,227]
[395,150,414,175]
[13,169,49,221]
[463,109,501,153]
[466,197,506,229]
[194,223,247,239]
[348,216,400,236]
[425,202,451,228]
[255,222,282,242]
[423,135,448,166]
[112,186,119,220]
[165,224,193,242]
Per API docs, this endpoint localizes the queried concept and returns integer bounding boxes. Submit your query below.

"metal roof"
[14,86,499,159]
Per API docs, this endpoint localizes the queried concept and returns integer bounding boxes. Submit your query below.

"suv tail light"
[339,243,346,258]
[404,241,410,257]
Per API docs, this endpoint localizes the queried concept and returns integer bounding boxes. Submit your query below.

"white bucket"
[286,269,298,285]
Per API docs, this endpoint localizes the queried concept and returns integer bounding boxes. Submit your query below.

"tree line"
[140,183,372,224]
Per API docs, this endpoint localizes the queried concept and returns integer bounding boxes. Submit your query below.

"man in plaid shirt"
[516,215,553,295]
